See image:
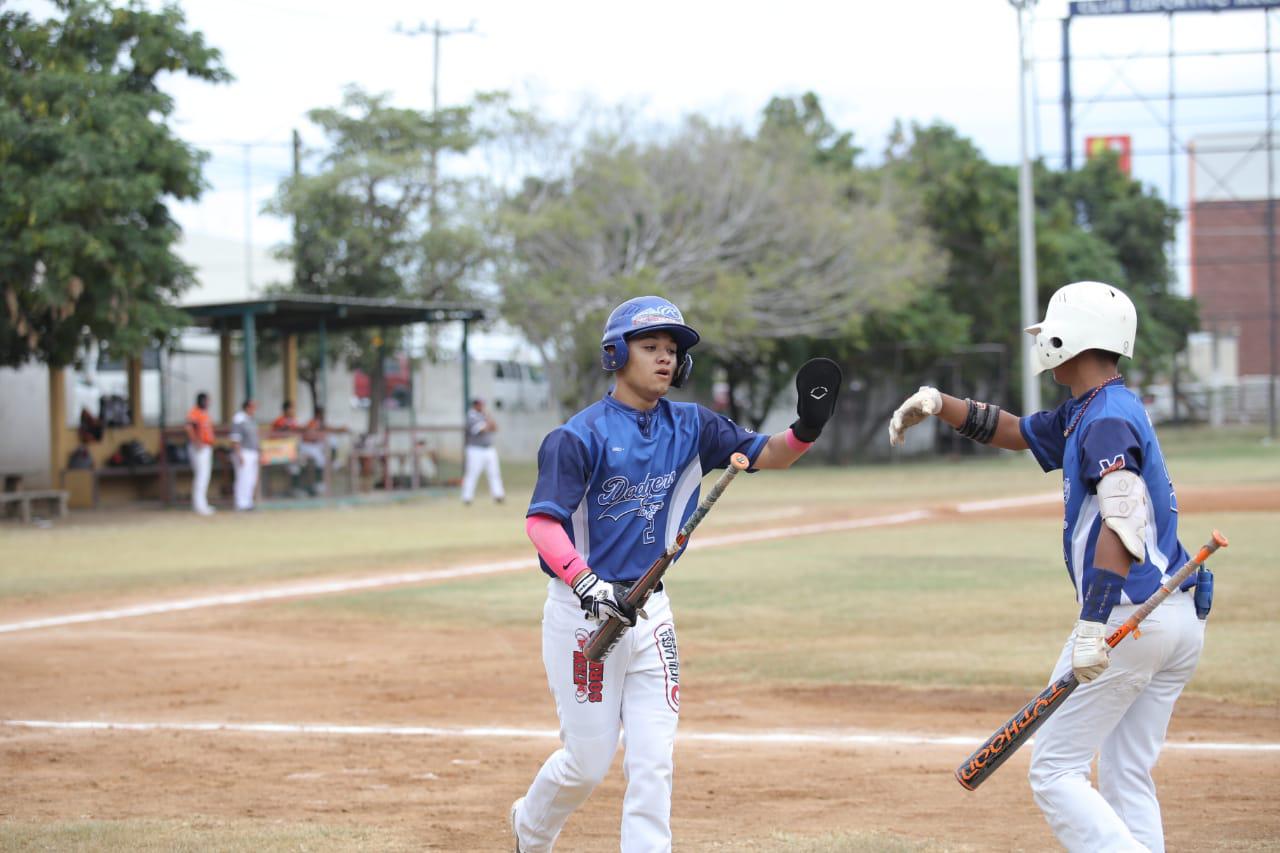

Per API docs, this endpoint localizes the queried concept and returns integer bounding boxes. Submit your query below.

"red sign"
[1085,135,1132,176]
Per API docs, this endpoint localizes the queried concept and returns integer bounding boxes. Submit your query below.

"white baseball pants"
[233,448,259,510]
[189,444,212,513]
[461,445,504,503]
[1029,590,1204,853]
[514,579,681,853]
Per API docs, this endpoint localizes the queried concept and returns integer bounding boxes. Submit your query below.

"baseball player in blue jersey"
[510,295,842,853]
[889,281,1209,853]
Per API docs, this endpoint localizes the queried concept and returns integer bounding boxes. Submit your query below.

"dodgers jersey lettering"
[1019,378,1192,606]
[528,394,768,582]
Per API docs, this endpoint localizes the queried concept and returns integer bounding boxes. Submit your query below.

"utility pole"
[1010,0,1041,414]
[394,19,477,230]
[292,129,303,292]
[243,143,253,295]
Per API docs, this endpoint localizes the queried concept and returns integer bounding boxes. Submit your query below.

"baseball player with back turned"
[888,281,1211,853]
[510,295,842,852]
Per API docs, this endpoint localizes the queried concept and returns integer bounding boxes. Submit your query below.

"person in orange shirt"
[185,391,216,515]
[271,400,300,434]
[271,400,303,494]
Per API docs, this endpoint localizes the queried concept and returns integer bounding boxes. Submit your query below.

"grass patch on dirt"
[284,507,1277,704]
[3,424,1270,603]
[0,816,417,852]
[3,424,1275,704]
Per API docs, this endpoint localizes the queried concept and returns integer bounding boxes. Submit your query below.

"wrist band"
[956,399,1001,444]
[1080,567,1126,623]
[784,428,814,453]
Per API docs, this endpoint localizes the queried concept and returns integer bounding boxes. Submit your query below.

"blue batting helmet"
[600,295,700,388]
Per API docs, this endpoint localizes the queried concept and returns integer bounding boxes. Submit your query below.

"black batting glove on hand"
[790,357,843,442]
[572,571,639,626]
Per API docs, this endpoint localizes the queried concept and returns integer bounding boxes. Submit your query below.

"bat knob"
[1211,529,1228,549]
[730,452,749,471]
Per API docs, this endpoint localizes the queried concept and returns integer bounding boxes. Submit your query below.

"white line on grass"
[0,559,529,634]
[955,493,1060,513]
[0,508,935,634]
[3,718,1276,753]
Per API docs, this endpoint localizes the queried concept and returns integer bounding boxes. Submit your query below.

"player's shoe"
[510,797,526,852]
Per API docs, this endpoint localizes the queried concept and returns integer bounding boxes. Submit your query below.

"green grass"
[0,817,417,852]
[284,508,1278,703]
[0,497,534,601]
[3,425,1276,702]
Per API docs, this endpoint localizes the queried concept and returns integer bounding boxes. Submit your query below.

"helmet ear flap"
[670,353,693,388]
[601,337,629,372]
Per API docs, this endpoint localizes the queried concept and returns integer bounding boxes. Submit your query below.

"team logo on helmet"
[631,305,684,328]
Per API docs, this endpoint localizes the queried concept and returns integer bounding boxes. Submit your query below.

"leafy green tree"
[267,87,511,430]
[500,115,943,420]
[0,0,229,368]
[1043,152,1196,382]
[886,122,1193,411]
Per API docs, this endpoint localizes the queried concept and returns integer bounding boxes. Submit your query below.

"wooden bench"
[91,464,167,507]
[0,489,69,523]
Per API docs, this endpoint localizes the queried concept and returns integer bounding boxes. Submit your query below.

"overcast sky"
[16,1,1277,285]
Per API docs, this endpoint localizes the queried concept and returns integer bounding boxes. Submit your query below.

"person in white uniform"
[461,397,505,505]
[229,398,260,511]
[889,281,1212,853]
[510,295,843,852]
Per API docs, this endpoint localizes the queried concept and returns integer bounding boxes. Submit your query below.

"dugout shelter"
[48,295,485,509]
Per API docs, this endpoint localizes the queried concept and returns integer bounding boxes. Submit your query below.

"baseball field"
[2,425,1277,851]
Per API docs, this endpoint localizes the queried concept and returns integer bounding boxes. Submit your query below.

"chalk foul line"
[1,718,1274,753]
[0,508,942,634]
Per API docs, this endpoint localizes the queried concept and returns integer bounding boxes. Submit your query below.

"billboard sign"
[1085,135,1133,175]
[1071,0,1280,15]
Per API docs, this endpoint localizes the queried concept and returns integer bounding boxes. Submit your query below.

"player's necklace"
[1063,374,1123,438]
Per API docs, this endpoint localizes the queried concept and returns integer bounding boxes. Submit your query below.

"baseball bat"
[583,452,751,662]
[954,529,1228,791]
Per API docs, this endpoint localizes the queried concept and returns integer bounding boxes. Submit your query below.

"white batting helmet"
[1025,281,1137,375]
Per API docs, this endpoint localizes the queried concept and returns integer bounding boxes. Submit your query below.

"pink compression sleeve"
[526,514,587,585]
[784,427,814,453]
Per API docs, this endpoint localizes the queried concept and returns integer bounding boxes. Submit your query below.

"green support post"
[242,310,257,402]
[461,318,471,420]
[316,319,328,409]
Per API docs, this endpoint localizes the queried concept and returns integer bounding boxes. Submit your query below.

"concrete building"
[1188,131,1279,422]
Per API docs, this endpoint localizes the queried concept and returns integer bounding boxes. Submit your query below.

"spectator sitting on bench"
[298,406,328,496]
[271,400,303,495]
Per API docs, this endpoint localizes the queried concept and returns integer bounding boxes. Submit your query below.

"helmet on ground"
[600,295,700,388]
[1025,281,1137,375]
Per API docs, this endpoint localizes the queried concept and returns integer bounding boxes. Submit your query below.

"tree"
[0,0,229,368]
[499,114,943,420]
[1045,152,1196,383]
[267,87,518,430]
[886,122,1192,410]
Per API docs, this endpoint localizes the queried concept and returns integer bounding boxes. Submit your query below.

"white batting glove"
[888,386,942,447]
[572,571,639,627]
[1071,620,1111,683]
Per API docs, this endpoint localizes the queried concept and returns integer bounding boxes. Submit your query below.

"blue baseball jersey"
[528,394,769,582]
[1020,378,1192,606]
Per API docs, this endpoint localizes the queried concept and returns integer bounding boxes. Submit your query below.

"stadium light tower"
[1010,0,1041,415]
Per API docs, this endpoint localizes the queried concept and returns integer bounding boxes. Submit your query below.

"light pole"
[1011,0,1041,414]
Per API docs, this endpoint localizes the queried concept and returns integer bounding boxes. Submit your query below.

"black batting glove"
[790,357,843,443]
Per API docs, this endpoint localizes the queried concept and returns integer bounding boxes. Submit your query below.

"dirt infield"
[3,606,1279,851]
[3,483,1279,850]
